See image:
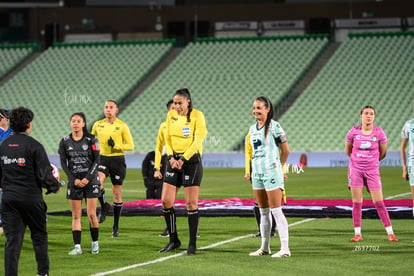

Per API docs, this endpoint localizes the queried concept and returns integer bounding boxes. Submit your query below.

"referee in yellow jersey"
[91,100,134,237]
[158,88,207,255]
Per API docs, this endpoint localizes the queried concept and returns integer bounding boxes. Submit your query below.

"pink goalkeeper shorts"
[347,167,382,192]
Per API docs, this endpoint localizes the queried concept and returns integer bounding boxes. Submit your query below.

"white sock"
[354,227,361,235]
[259,208,271,251]
[412,207,414,218]
[271,207,289,251]
[74,244,81,249]
[385,226,394,235]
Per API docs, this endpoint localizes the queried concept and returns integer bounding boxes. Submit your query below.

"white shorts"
[251,168,284,192]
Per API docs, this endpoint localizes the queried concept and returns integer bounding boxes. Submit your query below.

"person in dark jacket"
[142,151,167,199]
[0,106,62,276]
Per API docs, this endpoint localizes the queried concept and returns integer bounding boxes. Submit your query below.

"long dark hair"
[70,112,89,134]
[256,96,273,138]
[174,88,192,122]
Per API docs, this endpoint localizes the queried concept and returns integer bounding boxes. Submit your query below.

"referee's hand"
[154,170,163,179]
[108,136,115,147]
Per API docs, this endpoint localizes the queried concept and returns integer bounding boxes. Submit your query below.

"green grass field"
[1,167,412,276]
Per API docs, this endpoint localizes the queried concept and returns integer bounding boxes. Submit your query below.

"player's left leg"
[112,184,122,237]
[86,197,99,254]
[269,188,290,258]
[184,186,200,255]
[370,189,398,242]
[367,170,398,242]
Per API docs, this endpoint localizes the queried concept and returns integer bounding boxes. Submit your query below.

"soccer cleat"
[350,234,363,242]
[91,242,99,254]
[253,231,261,237]
[159,228,169,237]
[98,202,110,224]
[68,247,82,256]
[159,240,181,253]
[112,226,119,237]
[388,234,399,242]
[249,248,271,256]
[271,249,291,258]
[187,244,197,255]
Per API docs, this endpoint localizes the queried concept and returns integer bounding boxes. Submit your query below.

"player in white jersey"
[244,96,290,258]
[400,116,414,218]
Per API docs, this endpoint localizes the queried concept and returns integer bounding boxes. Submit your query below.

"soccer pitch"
[0,167,412,275]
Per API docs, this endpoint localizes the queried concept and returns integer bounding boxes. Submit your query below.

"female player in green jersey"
[244,96,291,258]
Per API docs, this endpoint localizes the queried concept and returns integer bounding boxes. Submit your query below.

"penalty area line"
[90,218,316,276]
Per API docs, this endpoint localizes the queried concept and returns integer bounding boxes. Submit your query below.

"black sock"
[72,230,81,245]
[253,203,260,231]
[163,207,178,242]
[98,189,106,206]
[188,209,199,247]
[90,227,99,242]
[113,202,123,228]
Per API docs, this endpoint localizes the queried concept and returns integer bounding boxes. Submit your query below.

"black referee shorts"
[163,153,203,188]
[98,155,126,185]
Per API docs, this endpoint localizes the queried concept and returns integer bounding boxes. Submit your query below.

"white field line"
[385,192,411,200]
[90,218,316,276]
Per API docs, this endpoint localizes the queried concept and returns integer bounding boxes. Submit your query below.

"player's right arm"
[345,128,354,157]
[58,137,76,184]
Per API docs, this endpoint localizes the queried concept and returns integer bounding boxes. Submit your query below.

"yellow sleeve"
[165,112,174,157]
[183,110,208,161]
[119,122,134,152]
[245,133,252,174]
[154,122,165,170]
[91,121,98,136]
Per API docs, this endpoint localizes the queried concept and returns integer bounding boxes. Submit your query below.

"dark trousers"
[145,180,163,199]
[2,199,49,276]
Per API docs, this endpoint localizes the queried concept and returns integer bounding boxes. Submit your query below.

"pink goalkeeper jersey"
[345,125,387,171]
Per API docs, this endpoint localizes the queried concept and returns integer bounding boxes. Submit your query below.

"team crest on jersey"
[82,144,88,151]
[182,127,190,137]
[253,139,262,150]
[372,136,377,142]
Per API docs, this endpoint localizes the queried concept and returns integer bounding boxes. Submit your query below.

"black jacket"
[141,151,167,183]
[0,132,61,200]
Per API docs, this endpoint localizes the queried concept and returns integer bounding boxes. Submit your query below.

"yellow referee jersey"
[165,108,207,161]
[245,133,252,175]
[91,118,134,157]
